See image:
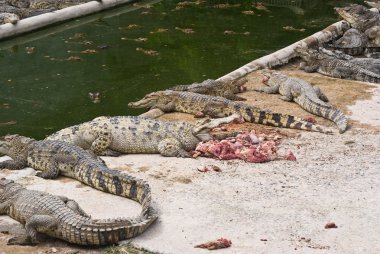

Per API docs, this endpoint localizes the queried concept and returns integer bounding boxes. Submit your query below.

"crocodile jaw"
[128,98,156,108]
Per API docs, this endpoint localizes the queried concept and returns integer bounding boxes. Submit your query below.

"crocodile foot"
[7,236,37,246]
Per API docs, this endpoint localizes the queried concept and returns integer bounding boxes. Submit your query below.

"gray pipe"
[0,0,135,40]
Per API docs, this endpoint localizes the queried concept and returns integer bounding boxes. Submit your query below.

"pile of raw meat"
[193,130,295,163]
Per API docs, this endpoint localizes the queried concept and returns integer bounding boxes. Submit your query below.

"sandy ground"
[1,68,380,254]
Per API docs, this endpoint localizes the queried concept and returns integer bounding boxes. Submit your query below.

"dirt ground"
[1,66,380,254]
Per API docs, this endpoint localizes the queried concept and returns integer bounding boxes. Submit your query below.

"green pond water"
[0,0,362,139]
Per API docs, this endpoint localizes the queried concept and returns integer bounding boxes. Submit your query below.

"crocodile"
[326,28,368,56]
[320,47,380,74]
[0,178,154,246]
[0,135,157,245]
[255,71,348,133]
[128,91,334,133]
[0,12,19,24]
[335,4,380,32]
[295,46,380,83]
[168,78,248,101]
[46,115,239,158]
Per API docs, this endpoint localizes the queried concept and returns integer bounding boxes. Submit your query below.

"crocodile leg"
[88,125,113,155]
[0,160,27,170]
[254,85,279,94]
[158,138,191,158]
[224,92,247,101]
[0,200,11,214]
[36,154,74,179]
[57,196,90,218]
[7,215,58,246]
[313,86,329,102]
[300,63,318,73]
[152,101,176,112]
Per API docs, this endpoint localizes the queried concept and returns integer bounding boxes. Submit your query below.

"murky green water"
[0,0,362,139]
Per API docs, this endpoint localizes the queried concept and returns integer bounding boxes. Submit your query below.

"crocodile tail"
[295,95,348,133]
[235,104,332,133]
[84,167,155,219]
[168,84,189,91]
[67,211,157,246]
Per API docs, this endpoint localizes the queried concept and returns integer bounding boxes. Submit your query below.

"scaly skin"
[128,91,334,134]
[169,78,248,101]
[295,47,380,84]
[327,28,368,56]
[0,12,19,24]
[255,71,348,133]
[46,115,239,158]
[335,4,380,32]
[0,135,157,245]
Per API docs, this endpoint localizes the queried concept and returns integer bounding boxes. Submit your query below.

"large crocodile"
[0,178,154,246]
[128,91,334,133]
[295,46,380,83]
[0,135,157,245]
[255,71,348,133]
[46,115,239,157]
[320,47,380,74]
[168,78,248,101]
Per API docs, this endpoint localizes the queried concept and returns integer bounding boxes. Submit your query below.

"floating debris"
[224,30,250,36]
[121,37,148,42]
[175,27,195,34]
[213,3,241,8]
[66,56,82,61]
[136,47,159,56]
[97,45,110,49]
[141,11,151,15]
[69,33,86,40]
[124,24,142,29]
[67,49,97,54]
[283,26,306,32]
[150,28,169,34]
[0,121,16,126]
[242,10,255,15]
[253,2,270,12]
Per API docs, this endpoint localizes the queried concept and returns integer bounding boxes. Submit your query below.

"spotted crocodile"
[0,178,154,246]
[46,115,239,157]
[295,46,380,83]
[255,71,348,133]
[168,78,248,101]
[128,91,334,133]
[0,135,157,245]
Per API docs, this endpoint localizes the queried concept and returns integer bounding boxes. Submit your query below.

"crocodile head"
[0,135,34,157]
[192,114,240,141]
[2,13,20,24]
[261,70,288,86]
[0,178,23,201]
[128,91,172,109]
[294,46,322,61]
[231,78,248,93]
